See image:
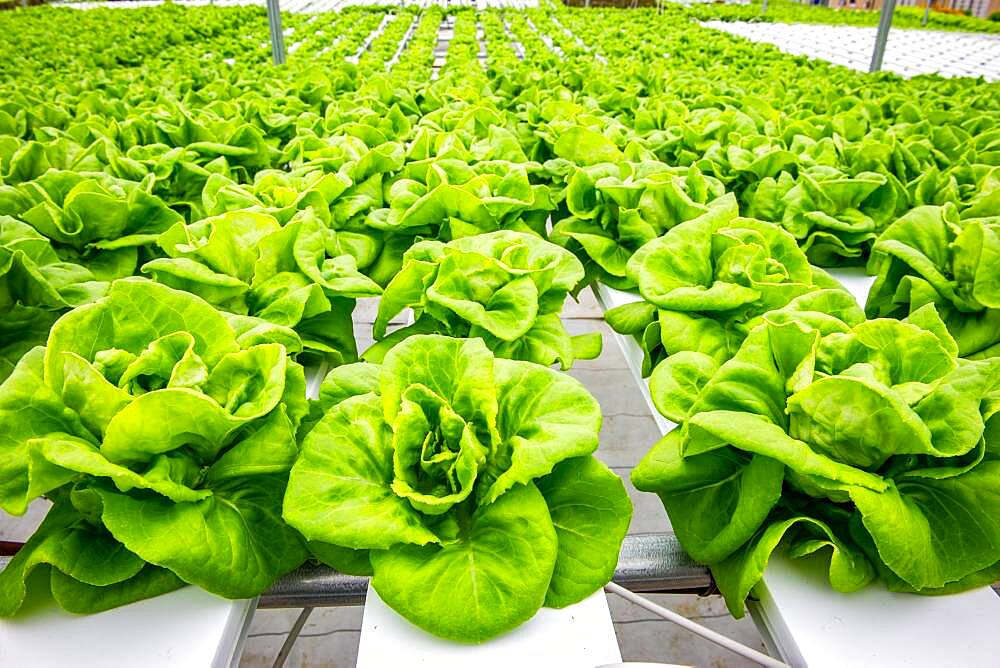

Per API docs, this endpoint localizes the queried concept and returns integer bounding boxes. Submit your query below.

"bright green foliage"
[0,170,183,272]
[607,207,863,374]
[0,279,309,615]
[0,216,107,381]
[683,0,1000,34]
[549,161,730,289]
[369,230,601,368]
[284,335,631,642]
[867,203,1000,359]
[0,0,997,633]
[633,307,1000,616]
[144,207,379,362]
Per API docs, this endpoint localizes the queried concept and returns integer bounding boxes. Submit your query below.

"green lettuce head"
[633,305,1000,617]
[367,230,601,369]
[607,204,860,374]
[0,216,108,381]
[549,161,729,290]
[142,208,380,364]
[867,203,1000,359]
[0,278,309,616]
[284,335,631,642]
[745,166,905,266]
[0,169,183,280]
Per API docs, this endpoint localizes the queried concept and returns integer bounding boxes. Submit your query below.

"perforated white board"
[595,269,1000,668]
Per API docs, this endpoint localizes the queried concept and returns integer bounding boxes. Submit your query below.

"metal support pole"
[266,0,287,66]
[922,0,931,25]
[869,0,896,73]
[762,0,769,15]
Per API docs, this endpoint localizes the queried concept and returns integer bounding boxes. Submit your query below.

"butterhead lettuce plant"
[283,334,631,642]
[0,278,309,615]
[633,305,1000,616]
[866,204,1000,359]
[142,208,381,364]
[368,230,602,369]
[605,203,857,375]
[549,160,730,290]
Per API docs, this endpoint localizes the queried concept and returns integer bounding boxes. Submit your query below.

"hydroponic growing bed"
[0,2,998,666]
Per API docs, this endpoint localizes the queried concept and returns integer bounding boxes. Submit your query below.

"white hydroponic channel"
[704,20,1000,81]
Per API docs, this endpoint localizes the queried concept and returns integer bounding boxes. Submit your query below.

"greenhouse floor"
[704,20,1000,80]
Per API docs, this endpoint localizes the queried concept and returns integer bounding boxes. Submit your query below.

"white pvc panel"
[704,20,1000,81]
[757,553,1000,668]
[0,584,254,668]
[356,584,622,668]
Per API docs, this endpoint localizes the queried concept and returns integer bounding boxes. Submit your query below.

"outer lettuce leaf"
[283,335,629,642]
[370,483,558,643]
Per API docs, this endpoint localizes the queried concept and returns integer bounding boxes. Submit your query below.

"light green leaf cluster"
[0,279,309,615]
[284,335,630,642]
[370,230,600,368]
[634,306,1000,616]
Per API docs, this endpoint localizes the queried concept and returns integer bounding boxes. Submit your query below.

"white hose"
[604,582,788,668]
[271,606,314,668]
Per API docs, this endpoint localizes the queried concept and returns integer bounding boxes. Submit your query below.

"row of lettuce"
[0,1,996,638]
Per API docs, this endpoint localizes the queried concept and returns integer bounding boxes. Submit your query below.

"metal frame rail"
[259,533,714,609]
[870,0,897,72]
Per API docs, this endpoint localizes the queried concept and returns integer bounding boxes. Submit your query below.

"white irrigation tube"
[604,582,788,668]
[271,606,314,668]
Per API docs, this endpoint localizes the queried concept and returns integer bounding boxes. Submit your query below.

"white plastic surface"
[756,553,1000,668]
[0,581,254,668]
[357,584,622,668]
[595,270,1000,668]
[703,21,1000,82]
